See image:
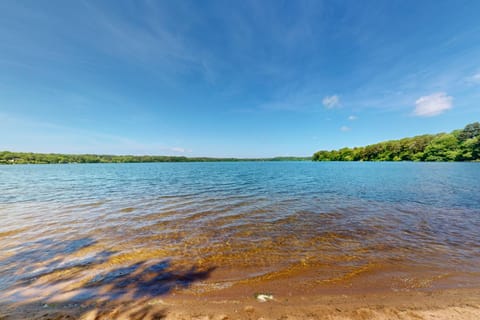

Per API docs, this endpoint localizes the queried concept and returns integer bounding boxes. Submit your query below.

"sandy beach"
[1,287,480,320]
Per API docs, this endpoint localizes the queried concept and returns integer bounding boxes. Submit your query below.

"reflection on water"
[0,162,479,303]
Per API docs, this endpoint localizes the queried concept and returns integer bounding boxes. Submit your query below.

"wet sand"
[1,263,480,320]
[1,238,479,319]
[1,288,480,320]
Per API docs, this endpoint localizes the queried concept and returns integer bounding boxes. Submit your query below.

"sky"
[1,0,479,157]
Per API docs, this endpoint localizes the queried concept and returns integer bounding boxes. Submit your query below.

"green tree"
[458,122,480,141]
[313,122,479,162]
[423,134,460,161]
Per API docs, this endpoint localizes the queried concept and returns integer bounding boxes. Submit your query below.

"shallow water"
[1,162,479,302]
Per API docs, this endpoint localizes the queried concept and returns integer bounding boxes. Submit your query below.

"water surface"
[1,162,479,302]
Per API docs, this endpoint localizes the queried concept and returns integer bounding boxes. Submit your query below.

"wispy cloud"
[466,73,480,84]
[413,92,453,117]
[348,115,357,120]
[323,95,340,109]
[258,84,324,112]
[0,113,187,155]
[82,2,200,69]
[340,125,351,132]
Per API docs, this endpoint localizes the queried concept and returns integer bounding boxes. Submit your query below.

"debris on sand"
[254,293,274,302]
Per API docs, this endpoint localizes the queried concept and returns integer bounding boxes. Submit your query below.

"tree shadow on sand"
[0,237,215,319]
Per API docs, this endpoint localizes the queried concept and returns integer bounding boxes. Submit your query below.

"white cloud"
[323,95,340,109]
[171,147,186,153]
[340,125,351,132]
[413,92,453,117]
[348,115,357,121]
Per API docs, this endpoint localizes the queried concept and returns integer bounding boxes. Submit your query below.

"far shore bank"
[0,151,311,165]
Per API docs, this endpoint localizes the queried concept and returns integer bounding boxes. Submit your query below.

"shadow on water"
[0,237,215,319]
[0,238,108,291]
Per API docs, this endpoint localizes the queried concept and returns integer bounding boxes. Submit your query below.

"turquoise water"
[1,162,480,302]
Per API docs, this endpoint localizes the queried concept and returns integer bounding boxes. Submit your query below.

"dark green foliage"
[0,152,311,165]
[313,122,480,162]
[457,122,480,141]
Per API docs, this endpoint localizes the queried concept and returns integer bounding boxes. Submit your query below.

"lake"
[1,162,479,302]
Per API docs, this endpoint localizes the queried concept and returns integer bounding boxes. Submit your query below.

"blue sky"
[1,0,479,157]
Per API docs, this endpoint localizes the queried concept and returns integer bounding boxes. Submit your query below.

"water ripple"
[1,162,480,301]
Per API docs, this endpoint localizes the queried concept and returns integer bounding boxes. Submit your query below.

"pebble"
[244,306,255,313]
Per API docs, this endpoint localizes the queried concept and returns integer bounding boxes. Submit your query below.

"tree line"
[313,122,480,161]
[0,152,310,165]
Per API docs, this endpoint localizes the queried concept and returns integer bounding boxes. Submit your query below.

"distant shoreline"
[0,151,311,165]
[2,151,480,165]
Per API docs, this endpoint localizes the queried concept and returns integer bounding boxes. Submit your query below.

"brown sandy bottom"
[1,288,480,320]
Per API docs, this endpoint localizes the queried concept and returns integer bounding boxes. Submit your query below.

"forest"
[0,152,310,165]
[313,122,480,161]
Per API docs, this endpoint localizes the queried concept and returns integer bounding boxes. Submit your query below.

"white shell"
[256,294,274,302]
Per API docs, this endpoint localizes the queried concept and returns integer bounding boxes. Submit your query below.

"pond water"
[1,162,479,302]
